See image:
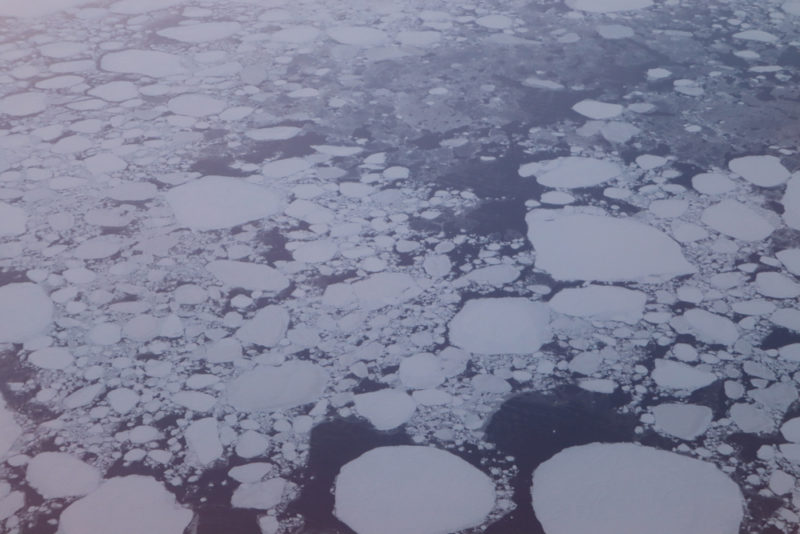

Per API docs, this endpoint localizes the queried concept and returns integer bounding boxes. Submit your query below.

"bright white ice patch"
[0,92,47,116]
[0,0,92,17]
[165,176,282,230]
[652,359,716,392]
[227,361,328,412]
[783,176,800,230]
[549,285,646,324]
[449,298,551,355]
[26,453,100,498]
[571,100,623,119]
[566,0,653,11]
[353,390,416,430]
[0,283,53,343]
[681,308,739,345]
[518,157,622,189]
[157,22,241,43]
[0,202,26,235]
[335,446,495,534]
[58,476,192,534]
[168,94,226,117]
[328,26,389,46]
[652,404,713,440]
[532,443,743,534]
[185,418,223,465]
[701,200,773,241]
[207,260,289,292]
[236,305,289,347]
[100,50,185,78]
[728,155,790,187]
[526,212,695,281]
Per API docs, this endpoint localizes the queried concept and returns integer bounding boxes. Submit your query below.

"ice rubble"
[165,176,282,230]
[518,156,622,188]
[0,283,53,342]
[548,285,646,324]
[335,446,495,534]
[448,298,551,354]
[532,443,743,534]
[526,212,696,281]
[227,361,328,412]
[58,476,192,534]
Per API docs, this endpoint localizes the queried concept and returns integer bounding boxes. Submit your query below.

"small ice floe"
[0,202,26,235]
[206,260,289,292]
[157,22,241,43]
[733,30,779,44]
[728,155,790,187]
[0,283,53,343]
[565,0,652,11]
[518,156,622,189]
[701,200,774,241]
[334,446,495,534]
[532,443,742,534]
[353,389,417,430]
[328,26,389,46]
[448,298,551,355]
[272,26,321,43]
[185,418,223,465]
[652,403,713,440]
[651,359,716,392]
[227,361,328,412]
[571,99,624,120]
[26,452,100,498]
[691,172,736,194]
[596,24,634,39]
[0,92,47,116]
[100,50,185,78]
[236,305,289,347]
[168,94,226,117]
[783,176,800,230]
[549,285,646,324]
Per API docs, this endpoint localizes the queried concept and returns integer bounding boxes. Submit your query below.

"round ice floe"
[109,0,186,14]
[565,0,653,11]
[652,403,713,440]
[728,155,790,187]
[328,26,388,46]
[681,308,739,345]
[733,30,778,44]
[0,92,47,116]
[85,153,127,175]
[532,443,743,534]
[157,22,240,43]
[100,50,185,78]
[783,176,800,230]
[206,260,289,292]
[185,417,222,464]
[0,283,53,343]
[701,200,773,241]
[168,94,226,117]
[106,182,157,201]
[0,202,26,235]
[165,176,282,230]
[272,25,320,43]
[334,446,495,534]
[58,476,192,534]
[526,212,695,281]
[449,298,551,355]
[518,157,622,189]
[571,99,623,119]
[399,353,445,389]
[548,285,646,324]
[26,452,100,498]
[756,272,800,299]
[227,361,328,412]
[28,347,73,369]
[777,249,800,276]
[88,81,138,102]
[72,236,122,259]
[236,305,289,347]
[691,172,736,194]
[353,389,416,430]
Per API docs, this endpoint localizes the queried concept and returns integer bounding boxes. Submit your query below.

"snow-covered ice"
[449,298,551,354]
[157,22,241,43]
[227,361,328,412]
[566,0,653,12]
[26,453,100,499]
[518,157,622,189]
[532,443,742,534]
[651,359,716,392]
[185,418,223,465]
[701,200,774,241]
[0,92,47,116]
[652,404,713,440]
[235,305,289,347]
[168,94,226,117]
[571,99,624,120]
[548,285,646,324]
[728,155,790,187]
[0,283,53,343]
[206,260,289,292]
[335,446,495,534]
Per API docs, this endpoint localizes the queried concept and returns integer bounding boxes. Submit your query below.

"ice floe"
[168,94,226,117]
[26,453,100,499]
[0,396,21,458]
[227,361,328,412]
[571,99,624,120]
[236,305,290,347]
[532,443,742,534]
[701,200,774,241]
[0,92,47,117]
[353,389,417,430]
[157,22,241,43]
[782,176,800,230]
[652,404,713,440]
[728,155,790,187]
[100,50,185,78]
[0,202,26,235]
[449,298,551,355]
[518,156,622,189]
[328,26,389,46]
[335,446,495,534]
[549,285,646,324]
[206,260,289,292]
[0,283,53,343]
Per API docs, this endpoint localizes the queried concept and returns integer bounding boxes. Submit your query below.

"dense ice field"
[0,0,799,532]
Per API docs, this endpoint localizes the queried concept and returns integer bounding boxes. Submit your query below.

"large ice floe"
[526,211,696,281]
[532,443,743,534]
[334,446,495,534]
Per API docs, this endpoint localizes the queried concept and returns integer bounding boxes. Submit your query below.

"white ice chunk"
[185,418,222,465]
[756,272,800,299]
[730,403,773,433]
[571,99,623,119]
[692,172,736,194]
[549,285,645,324]
[328,26,389,46]
[519,157,622,189]
[353,390,416,430]
[335,446,495,534]
[85,153,128,175]
[107,388,139,414]
[728,155,789,187]
[29,347,73,369]
[652,359,716,392]
[475,15,513,29]
[87,81,138,102]
[0,202,26,235]
[399,353,445,390]
[235,430,268,459]
[207,260,289,292]
[165,176,282,230]
[0,92,47,116]
[27,453,100,498]
[245,126,301,141]
[777,249,800,276]
[231,479,286,510]
[449,298,551,355]
[73,236,122,259]
[58,476,192,534]
[168,94,226,117]
[158,22,240,43]
[681,308,739,345]
[0,396,21,458]
[292,240,338,263]
[652,404,713,440]
[227,361,328,412]
[701,200,773,241]
[596,24,634,39]
[532,443,742,534]
[272,26,320,43]
[323,273,420,310]
[397,31,441,47]
[457,264,520,286]
[0,283,53,343]
[781,417,800,442]
[100,50,185,78]
[236,305,289,347]
[733,30,779,44]
[783,176,800,230]
[526,212,695,281]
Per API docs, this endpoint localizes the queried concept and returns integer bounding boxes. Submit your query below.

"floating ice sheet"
[518,157,622,189]
[449,298,551,355]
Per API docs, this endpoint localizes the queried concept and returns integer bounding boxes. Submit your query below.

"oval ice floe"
[0,283,53,343]
[227,361,328,412]
[518,156,622,189]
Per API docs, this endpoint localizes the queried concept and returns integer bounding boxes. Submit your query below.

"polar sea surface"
[0,0,799,533]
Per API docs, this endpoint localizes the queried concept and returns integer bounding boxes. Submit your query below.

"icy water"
[1,0,800,533]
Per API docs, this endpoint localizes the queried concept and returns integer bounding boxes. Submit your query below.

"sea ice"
[475,15,513,29]
[207,260,289,292]
[0,0,93,17]
[185,418,223,465]
[227,361,328,412]
[353,390,416,430]
[777,249,800,276]
[566,0,652,11]
[168,94,226,117]
[782,418,800,442]
[681,308,739,345]
[652,404,713,440]
[448,298,551,354]
[733,30,779,44]
[399,353,445,390]
[236,305,289,347]
[328,26,389,46]
[756,272,800,299]
[58,476,192,534]
[231,479,286,510]
[571,99,624,119]
[334,446,495,534]
[518,157,622,188]
[26,453,100,498]
[157,22,241,43]
[100,50,185,78]
[783,177,800,230]
[526,212,696,281]
[323,273,421,310]
[0,202,26,235]
[548,285,646,324]
[86,153,128,175]
[109,0,185,13]
[0,396,21,458]
[692,172,736,194]
[246,126,301,141]
[596,24,634,39]
[532,443,742,534]
[28,347,73,369]
[651,359,716,392]
[0,283,53,343]
[730,404,773,433]
[0,92,47,116]
[728,155,790,187]
[701,200,773,241]
[87,81,138,102]
[272,26,320,43]
[165,176,282,230]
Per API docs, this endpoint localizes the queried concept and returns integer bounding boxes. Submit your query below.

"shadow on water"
[483,386,636,534]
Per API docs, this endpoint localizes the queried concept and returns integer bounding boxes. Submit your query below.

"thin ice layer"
[526,212,695,281]
[532,443,743,534]
[334,446,495,534]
